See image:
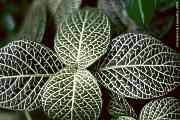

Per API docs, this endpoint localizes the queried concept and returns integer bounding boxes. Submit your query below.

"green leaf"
[55,9,110,69]
[139,97,180,120]
[15,0,47,43]
[109,92,137,119]
[48,0,81,23]
[97,33,180,99]
[42,67,102,120]
[0,40,63,111]
[112,116,136,120]
[127,0,155,25]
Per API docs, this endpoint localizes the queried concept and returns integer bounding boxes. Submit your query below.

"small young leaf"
[42,67,102,120]
[97,33,180,99]
[0,40,63,111]
[16,0,47,43]
[48,0,81,23]
[112,116,136,120]
[127,0,155,25]
[55,9,110,68]
[109,92,137,119]
[139,97,180,120]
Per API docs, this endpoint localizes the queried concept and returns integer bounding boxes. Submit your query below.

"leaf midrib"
[71,73,77,120]
[0,74,55,79]
[76,11,88,66]
[103,65,178,70]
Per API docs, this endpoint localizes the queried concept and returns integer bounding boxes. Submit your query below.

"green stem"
[25,112,32,120]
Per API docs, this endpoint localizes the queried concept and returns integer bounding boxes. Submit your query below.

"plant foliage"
[0,7,179,120]
[97,33,180,99]
[0,40,63,111]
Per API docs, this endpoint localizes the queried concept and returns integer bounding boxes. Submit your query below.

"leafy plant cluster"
[0,0,179,120]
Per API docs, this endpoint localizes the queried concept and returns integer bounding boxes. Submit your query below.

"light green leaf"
[48,0,81,23]
[55,9,110,69]
[139,97,180,120]
[97,33,180,99]
[109,92,137,119]
[42,67,102,120]
[127,0,155,25]
[0,40,63,111]
[112,116,136,120]
[16,0,47,43]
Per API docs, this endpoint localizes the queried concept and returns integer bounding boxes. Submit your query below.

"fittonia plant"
[0,9,180,120]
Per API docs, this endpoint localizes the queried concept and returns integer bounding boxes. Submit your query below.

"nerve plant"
[0,9,180,120]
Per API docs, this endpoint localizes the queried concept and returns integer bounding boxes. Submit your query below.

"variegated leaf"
[97,33,180,99]
[42,67,102,120]
[139,97,180,120]
[0,40,63,111]
[109,92,137,119]
[55,9,110,68]
[16,0,47,43]
[48,0,81,23]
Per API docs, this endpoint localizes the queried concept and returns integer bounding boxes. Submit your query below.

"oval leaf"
[109,92,137,119]
[97,33,180,99]
[48,0,81,23]
[16,0,47,43]
[54,9,110,68]
[0,40,63,111]
[139,97,180,120]
[42,67,102,120]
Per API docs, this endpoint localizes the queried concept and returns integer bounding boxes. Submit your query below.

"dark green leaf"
[42,67,102,120]
[140,97,180,120]
[108,92,137,119]
[97,33,180,99]
[54,9,110,69]
[0,40,63,111]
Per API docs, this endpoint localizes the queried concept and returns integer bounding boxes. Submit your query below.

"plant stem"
[25,112,32,120]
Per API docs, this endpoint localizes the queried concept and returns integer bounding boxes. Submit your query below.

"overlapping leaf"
[97,33,180,99]
[139,97,180,120]
[42,67,102,120]
[48,0,81,23]
[0,40,63,111]
[15,0,47,43]
[109,92,137,119]
[55,9,110,68]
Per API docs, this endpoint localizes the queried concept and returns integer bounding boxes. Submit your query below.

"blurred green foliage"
[127,0,155,25]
